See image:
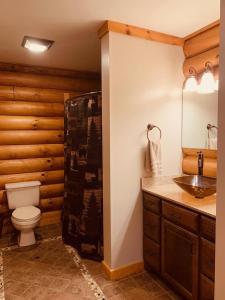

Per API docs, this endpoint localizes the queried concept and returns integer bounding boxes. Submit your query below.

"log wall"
[0,63,100,235]
[183,21,220,77]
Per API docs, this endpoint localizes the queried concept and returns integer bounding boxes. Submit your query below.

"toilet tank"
[5,181,41,209]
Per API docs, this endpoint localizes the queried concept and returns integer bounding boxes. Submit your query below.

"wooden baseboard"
[102,260,144,280]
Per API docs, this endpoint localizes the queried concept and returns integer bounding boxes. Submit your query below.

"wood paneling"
[0,157,64,175]
[0,100,64,116]
[0,116,64,130]
[0,71,100,92]
[0,170,64,189]
[0,63,100,234]
[0,61,100,80]
[0,144,63,160]
[98,20,183,46]
[0,130,63,145]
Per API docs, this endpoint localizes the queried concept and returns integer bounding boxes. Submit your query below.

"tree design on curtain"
[63,92,103,261]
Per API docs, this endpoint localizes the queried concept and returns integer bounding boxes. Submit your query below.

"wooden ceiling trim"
[184,20,220,41]
[98,20,184,46]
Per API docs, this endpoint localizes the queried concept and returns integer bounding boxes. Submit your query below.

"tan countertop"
[142,176,216,218]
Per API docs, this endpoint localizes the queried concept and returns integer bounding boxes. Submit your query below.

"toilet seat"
[12,206,41,222]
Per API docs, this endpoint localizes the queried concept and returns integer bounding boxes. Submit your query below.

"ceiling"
[0,0,220,72]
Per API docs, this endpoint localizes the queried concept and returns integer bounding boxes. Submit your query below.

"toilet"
[5,181,41,247]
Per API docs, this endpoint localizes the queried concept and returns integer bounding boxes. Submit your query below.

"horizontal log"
[0,100,64,117]
[0,157,64,175]
[183,46,219,77]
[0,116,64,130]
[0,170,64,189]
[40,183,64,199]
[0,62,100,80]
[184,25,220,58]
[0,144,63,160]
[0,86,81,103]
[0,130,64,145]
[40,210,62,226]
[40,197,64,212]
[0,71,100,92]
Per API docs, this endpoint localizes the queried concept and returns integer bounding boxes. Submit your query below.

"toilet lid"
[12,206,41,221]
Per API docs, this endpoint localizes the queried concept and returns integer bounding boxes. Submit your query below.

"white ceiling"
[0,0,220,72]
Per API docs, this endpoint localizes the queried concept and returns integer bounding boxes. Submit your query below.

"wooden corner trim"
[102,260,144,280]
[98,20,184,46]
[184,20,220,41]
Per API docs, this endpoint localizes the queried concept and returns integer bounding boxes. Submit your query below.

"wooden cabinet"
[162,220,198,299]
[143,192,216,300]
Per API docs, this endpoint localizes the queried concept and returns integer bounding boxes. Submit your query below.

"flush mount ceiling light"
[198,62,215,94]
[22,36,54,53]
[183,67,198,92]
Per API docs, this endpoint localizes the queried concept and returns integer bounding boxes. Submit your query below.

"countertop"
[142,176,216,218]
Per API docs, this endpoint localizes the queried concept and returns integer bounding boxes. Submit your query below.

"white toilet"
[5,181,41,247]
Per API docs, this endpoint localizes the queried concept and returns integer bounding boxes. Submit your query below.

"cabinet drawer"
[143,235,160,273]
[143,209,160,243]
[162,201,199,232]
[200,238,215,281]
[201,215,216,242]
[143,192,161,214]
[200,274,214,300]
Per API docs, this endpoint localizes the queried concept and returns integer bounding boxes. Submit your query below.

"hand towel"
[145,140,162,176]
[207,137,217,150]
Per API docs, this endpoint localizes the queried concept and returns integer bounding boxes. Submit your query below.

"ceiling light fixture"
[184,67,198,92]
[198,62,215,94]
[22,36,54,53]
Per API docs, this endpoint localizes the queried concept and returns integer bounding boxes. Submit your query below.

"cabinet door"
[162,219,198,300]
[200,274,214,300]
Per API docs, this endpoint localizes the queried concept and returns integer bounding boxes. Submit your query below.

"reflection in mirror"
[182,91,218,149]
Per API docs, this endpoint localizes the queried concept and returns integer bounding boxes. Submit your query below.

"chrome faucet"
[197,151,204,176]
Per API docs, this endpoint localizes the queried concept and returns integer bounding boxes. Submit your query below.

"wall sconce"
[198,62,215,94]
[184,67,198,92]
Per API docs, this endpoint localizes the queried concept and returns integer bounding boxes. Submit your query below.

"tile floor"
[0,224,182,300]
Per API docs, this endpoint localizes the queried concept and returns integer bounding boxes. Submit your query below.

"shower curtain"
[62,91,103,261]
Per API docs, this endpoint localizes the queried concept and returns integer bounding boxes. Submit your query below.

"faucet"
[197,151,204,176]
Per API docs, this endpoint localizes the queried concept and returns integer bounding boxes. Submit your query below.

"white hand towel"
[207,137,217,150]
[145,140,162,177]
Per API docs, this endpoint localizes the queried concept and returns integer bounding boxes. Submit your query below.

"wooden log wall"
[0,63,100,235]
[183,20,220,77]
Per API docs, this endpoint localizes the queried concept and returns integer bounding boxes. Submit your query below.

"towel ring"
[147,124,162,141]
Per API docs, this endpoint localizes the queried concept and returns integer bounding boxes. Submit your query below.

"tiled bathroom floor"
[0,224,181,300]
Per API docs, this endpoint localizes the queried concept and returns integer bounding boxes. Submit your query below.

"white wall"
[102,32,184,269]
[215,1,225,299]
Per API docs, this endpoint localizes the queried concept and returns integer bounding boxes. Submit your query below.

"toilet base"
[18,230,36,247]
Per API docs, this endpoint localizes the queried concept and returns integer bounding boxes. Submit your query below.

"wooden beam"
[0,62,100,80]
[98,20,184,46]
[0,130,64,145]
[184,20,220,41]
[184,25,220,58]
[0,71,100,92]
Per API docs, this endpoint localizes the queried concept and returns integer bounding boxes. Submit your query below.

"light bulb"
[184,76,198,92]
[24,40,48,53]
[198,71,215,94]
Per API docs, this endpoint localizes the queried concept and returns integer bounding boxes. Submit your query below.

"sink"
[173,175,216,198]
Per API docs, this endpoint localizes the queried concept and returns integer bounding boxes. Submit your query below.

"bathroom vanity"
[142,177,216,300]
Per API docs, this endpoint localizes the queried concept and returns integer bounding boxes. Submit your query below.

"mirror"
[182,91,218,149]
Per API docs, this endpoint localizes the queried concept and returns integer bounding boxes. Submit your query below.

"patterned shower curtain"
[62,92,103,261]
